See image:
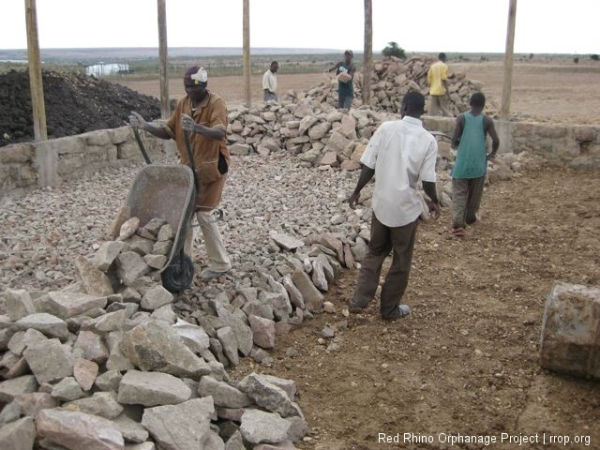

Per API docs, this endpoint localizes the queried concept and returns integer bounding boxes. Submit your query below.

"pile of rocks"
[225,56,493,175]
[283,55,486,115]
[227,101,393,172]
[0,191,378,449]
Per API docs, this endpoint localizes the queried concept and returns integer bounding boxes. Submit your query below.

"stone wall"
[1,117,599,200]
[0,127,165,199]
[424,117,600,169]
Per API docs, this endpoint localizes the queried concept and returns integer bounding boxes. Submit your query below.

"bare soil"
[228,166,600,449]
[121,60,600,449]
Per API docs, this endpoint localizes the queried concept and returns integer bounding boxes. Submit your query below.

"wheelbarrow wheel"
[161,254,194,293]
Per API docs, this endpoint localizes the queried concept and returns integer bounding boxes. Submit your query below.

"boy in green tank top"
[327,50,356,109]
[449,92,499,237]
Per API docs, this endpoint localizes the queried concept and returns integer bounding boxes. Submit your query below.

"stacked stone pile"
[227,100,394,172]
[0,184,390,448]
[282,55,486,115]
[224,56,505,180]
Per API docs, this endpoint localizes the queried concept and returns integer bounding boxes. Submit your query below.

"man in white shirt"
[347,91,441,321]
[262,61,279,102]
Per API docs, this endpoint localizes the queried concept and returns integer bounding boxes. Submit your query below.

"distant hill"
[0,47,342,64]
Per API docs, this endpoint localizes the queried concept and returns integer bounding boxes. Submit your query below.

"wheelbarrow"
[110,126,222,293]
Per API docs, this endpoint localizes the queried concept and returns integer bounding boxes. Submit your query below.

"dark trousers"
[350,214,418,319]
[338,92,353,109]
[451,176,485,228]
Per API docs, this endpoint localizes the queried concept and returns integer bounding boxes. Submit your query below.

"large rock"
[325,131,350,153]
[140,285,174,311]
[73,358,99,391]
[118,370,192,406]
[14,392,58,417]
[15,313,69,340]
[240,409,291,445]
[172,319,210,354]
[36,408,124,450]
[141,398,222,450]
[290,270,324,312]
[197,376,252,408]
[74,330,109,364]
[65,392,124,419]
[210,301,253,357]
[540,283,600,379]
[120,320,211,379]
[308,121,331,140]
[216,326,239,367]
[45,291,108,319]
[113,414,149,444]
[238,373,302,418]
[0,417,36,450]
[75,256,114,296]
[23,339,73,384]
[93,241,125,271]
[116,252,150,286]
[3,289,35,321]
[51,377,85,401]
[282,275,305,310]
[0,375,38,403]
[260,292,292,321]
[268,231,304,251]
[248,315,276,349]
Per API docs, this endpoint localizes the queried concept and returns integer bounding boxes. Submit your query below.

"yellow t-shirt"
[427,61,448,96]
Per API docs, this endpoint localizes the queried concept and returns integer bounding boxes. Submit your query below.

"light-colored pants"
[429,94,451,116]
[185,210,231,272]
[451,177,485,229]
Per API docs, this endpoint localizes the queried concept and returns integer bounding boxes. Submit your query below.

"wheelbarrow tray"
[110,164,197,273]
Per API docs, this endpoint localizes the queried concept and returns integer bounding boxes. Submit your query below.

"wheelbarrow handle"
[133,126,153,165]
[183,131,200,190]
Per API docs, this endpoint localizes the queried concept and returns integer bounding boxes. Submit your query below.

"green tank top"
[452,112,487,179]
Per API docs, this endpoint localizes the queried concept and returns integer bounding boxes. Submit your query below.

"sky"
[0,0,598,55]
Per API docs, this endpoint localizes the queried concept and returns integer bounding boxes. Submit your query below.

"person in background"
[129,65,232,282]
[262,61,279,102]
[427,52,451,116]
[449,92,500,237]
[346,91,441,321]
[327,50,356,109]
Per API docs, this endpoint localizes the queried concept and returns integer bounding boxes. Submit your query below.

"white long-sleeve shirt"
[262,70,277,93]
[360,116,438,227]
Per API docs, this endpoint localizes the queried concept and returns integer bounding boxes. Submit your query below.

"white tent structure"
[85,63,131,77]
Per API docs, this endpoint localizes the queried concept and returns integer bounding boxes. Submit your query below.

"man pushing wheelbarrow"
[129,65,232,285]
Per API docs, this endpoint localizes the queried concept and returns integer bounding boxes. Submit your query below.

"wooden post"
[362,0,373,106]
[500,0,517,120]
[157,0,170,119]
[243,0,251,107]
[25,0,47,141]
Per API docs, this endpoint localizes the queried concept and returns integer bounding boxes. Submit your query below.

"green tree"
[591,54,599,61]
[382,42,406,59]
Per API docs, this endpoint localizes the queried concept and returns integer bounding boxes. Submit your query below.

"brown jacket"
[165,91,230,208]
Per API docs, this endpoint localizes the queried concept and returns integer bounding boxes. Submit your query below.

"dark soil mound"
[0,70,161,147]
